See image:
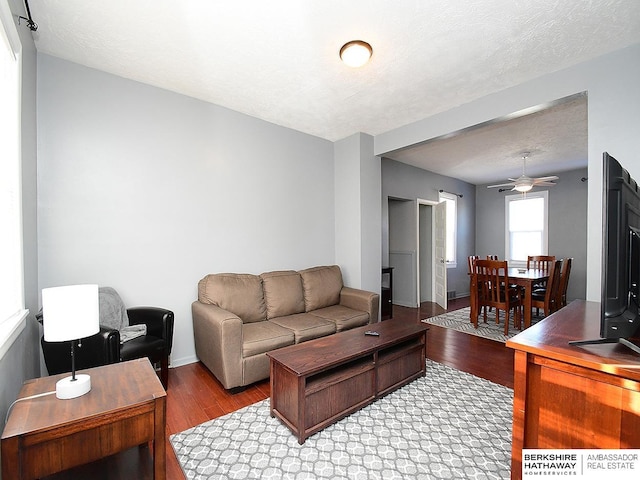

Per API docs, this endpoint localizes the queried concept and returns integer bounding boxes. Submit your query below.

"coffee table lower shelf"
[267,322,427,444]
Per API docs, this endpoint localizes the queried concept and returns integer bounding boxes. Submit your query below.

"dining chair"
[531,259,562,317]
[468,255,495,319]
[484,256,499,310]
[527,255,556,273]
[527,254,556,294]
[467,255,479,273]
[474,259,523,334]
[468,255,482,322]
[555,257,573,310]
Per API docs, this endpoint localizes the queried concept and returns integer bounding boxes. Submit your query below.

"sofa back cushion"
[260,270,305,319]
[299,265,343,311]
[198,273,266,323]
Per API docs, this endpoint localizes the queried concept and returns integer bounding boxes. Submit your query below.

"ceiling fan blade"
[487,182,516,189]
[533,181,557,187]
[533,175,559,183]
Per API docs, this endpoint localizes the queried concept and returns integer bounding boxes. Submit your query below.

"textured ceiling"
[27,1,640,183]
[385,94,589,185]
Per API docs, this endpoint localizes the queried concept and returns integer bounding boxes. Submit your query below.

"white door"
[434,201,447,309]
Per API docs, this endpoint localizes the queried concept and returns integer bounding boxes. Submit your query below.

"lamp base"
[55,374,92,399]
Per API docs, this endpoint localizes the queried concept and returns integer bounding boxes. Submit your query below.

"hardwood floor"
[45,297,515,479]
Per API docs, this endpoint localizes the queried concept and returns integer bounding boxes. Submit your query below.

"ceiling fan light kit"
[487,153,558,192]
[514,183,533,193]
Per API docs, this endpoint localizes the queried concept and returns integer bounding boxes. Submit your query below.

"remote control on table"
[364,330,380,336]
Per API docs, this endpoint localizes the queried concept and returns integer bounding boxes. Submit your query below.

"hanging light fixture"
[487,152,558,193]
[339,40,372,68]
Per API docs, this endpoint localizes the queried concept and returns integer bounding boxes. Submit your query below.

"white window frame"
[504,191,549,267]
[438,191,457,268]
[0,0,28,361]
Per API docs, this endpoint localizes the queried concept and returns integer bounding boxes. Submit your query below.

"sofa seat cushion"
[299,265,343,311]
[260,270,305,319]
[310,305,370,332]
[242,321,295,358]
[198,273,267,323]
[269,313,336,343]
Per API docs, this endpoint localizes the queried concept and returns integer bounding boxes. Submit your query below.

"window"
[505,191,548,265]
[439,191,457,267]
[0,0,27,360]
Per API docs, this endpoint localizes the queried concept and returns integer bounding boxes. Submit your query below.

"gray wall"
[0,0,40,443]
[382,158,476,304]
[37,55,336,366]
[476,167,588,302]
[334,133,381,293]
[375,43,640,302]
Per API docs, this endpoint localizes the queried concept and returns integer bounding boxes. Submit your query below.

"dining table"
[469,267,549,330]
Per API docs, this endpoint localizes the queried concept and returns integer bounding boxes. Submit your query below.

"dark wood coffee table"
[267,321,428,444]
[1,358,166,480]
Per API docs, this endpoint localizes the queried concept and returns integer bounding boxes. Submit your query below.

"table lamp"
[42,284,100,399]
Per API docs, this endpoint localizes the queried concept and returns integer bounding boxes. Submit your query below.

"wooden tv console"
[506,300,640,480]
[267,321,428,444]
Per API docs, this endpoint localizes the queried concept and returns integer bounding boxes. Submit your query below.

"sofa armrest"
[127,306,175,354]
[192,301,244,389]
[340,287,380,323]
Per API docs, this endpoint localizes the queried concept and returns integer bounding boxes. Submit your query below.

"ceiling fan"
[487,153,558,192]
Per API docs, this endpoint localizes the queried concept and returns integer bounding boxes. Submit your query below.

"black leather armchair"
[121,306,174,388]
[38,306,174,389]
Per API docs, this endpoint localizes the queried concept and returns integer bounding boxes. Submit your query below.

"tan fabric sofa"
[192,265,380,390]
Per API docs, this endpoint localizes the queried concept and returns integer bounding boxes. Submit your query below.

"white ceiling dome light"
[339,40,372,68]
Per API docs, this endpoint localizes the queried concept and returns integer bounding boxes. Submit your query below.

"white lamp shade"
[42,284,100,342]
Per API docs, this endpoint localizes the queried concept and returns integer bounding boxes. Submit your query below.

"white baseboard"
[169,354,199,368]
[393,301,417,308]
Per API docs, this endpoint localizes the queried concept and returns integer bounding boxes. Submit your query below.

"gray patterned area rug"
[170,360,513,479]
[421,306,541,343]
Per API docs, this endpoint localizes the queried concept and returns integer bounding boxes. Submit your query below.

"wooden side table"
[1,358,166,480]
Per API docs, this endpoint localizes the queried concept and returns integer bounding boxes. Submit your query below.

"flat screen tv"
[570,152,640,355]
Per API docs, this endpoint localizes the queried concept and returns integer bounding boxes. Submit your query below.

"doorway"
[388,197,447,309]
[388,198,416,307]
[417,199,447,310]
[418,202,433,304]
